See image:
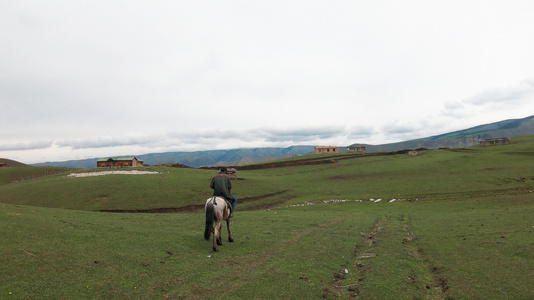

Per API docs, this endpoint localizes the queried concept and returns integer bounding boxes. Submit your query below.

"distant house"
[314,146,338,154]
[97,158,114,168]
[480,138,510,146]
[347,145,366,153]
[97,157,144,168]
[0,163,7,168]
[227,168,238,180]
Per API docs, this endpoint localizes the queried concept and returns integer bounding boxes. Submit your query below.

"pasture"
[1,136,533,299]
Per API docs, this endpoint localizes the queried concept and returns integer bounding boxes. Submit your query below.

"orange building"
[314,146,338,154]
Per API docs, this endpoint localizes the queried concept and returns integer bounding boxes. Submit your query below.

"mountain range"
[31,115,534,168]
[357,114,534,152]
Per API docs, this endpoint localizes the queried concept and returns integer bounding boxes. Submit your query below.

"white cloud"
[1,1,534,164]
[0,140,53,151]
[56,134,164,150]
[465,80,534,106]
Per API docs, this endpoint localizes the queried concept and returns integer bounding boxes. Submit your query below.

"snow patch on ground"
[68,170,159,178]
[287,198,416,207]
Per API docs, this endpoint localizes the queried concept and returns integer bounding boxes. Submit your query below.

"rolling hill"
[0,158,28,168]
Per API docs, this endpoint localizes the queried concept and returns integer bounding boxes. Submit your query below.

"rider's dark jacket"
[210,171,233,200]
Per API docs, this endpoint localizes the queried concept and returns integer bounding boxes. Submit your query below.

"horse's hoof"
[229,238,234,243]
[217,241,223,246]
[213,247,218,252]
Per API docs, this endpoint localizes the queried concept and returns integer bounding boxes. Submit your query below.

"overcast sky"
[2,1,534,164]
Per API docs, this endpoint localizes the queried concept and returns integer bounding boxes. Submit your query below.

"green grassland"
[1,136,533,299]
[0,158,72,186]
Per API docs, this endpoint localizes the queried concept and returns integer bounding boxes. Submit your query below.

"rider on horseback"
[210,167,237,217]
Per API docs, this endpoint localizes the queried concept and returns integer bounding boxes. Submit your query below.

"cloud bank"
[1,1,534,163]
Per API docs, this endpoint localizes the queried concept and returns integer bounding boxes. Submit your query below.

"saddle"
[212,196,232,211]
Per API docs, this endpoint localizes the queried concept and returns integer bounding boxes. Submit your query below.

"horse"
[204,196,234,252]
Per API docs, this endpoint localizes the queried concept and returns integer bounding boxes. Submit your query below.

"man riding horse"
[210,167,237,217]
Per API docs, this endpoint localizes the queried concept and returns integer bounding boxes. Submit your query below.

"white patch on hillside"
[68,170,159,177]
[287,198,417,207]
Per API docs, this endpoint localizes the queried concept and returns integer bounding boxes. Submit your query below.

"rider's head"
[220,167,227,173]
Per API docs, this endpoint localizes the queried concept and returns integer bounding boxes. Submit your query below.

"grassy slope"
[0,158,28,168]
[0,167,215,210]
[1,136,533,211]
[1,136,533,299]
[0,162,74,186]
[1,194,532,299]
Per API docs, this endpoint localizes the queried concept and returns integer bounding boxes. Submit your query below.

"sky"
[1,1,534,164]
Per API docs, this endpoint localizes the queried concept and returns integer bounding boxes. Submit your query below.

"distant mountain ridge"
[32,146,316,169]
[30,115,534,168]
[353,115,534,152]
[137,146,316,168]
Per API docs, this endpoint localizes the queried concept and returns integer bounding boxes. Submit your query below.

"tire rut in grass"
[398,214,449,299]
[324,214,450,299]
[323,215,390,298]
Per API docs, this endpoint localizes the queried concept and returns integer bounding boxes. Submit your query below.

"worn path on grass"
[322,213,449,299]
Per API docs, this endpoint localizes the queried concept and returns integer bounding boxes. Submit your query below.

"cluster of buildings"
[314,145,366,154]
[314,138,510,156]
[479,138,510,146]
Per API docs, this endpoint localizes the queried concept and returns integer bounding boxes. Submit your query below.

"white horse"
[204,197,234,252]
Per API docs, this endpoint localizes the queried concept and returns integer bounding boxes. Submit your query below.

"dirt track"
[99,191,289,214]
[217,150,417,170]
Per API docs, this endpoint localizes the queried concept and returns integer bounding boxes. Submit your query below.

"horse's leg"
[226,218,234,243]
[213,218,221,252]
[204,202,215,241]
[216,219,223,246]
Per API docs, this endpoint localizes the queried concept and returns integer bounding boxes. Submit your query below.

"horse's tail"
[204,201,215,241]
